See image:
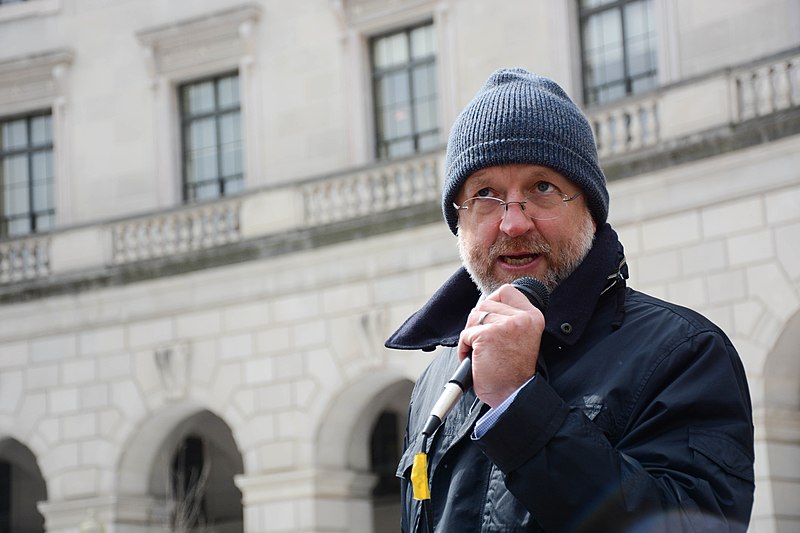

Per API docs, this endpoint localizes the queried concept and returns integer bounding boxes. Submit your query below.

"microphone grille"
[512,277,549,311]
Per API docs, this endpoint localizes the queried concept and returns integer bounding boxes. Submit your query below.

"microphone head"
[511,277,549,311]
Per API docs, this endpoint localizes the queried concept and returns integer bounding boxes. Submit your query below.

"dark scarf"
[385,223,628,351]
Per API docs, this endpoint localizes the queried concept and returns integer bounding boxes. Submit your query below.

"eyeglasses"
[453,187,581,223]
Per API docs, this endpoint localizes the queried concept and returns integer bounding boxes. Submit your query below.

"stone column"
[38,495,169,533]
[236,467,377,533]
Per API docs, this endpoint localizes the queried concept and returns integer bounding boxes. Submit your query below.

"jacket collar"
[384,223,627,351]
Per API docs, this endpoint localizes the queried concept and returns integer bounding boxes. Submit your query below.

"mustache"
[488,236,552,260]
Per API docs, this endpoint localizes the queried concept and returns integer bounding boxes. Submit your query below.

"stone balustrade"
[301,154,440,226]
[0,234,50,284]
[110,199,242,264]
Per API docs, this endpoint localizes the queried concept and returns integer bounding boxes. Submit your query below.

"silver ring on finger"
[478,311,493,325]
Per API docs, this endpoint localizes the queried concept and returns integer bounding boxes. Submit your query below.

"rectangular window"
[579,0,657,105]
[0,112,55,238]
[371,22,438,160]
[180,72,243,202]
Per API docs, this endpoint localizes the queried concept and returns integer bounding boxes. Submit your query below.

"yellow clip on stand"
[411,452,431,500]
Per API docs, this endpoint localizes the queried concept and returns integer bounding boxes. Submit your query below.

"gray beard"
[457,215,596,295]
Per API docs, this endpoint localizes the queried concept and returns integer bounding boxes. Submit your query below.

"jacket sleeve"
[474,329,755,532]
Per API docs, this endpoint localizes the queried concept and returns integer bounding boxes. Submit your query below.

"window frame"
[369,20,439,161]
[578,0,658,106]
[178,71,244,203]
[0,110,55,237]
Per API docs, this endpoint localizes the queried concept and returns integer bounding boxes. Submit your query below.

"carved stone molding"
[154,341,191,401]
[0,49,73,116]
[136,3,261,81]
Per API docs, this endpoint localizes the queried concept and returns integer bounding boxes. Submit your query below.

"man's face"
[455,164,596,294]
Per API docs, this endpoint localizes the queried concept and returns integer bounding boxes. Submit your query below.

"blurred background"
[0,0,798,531]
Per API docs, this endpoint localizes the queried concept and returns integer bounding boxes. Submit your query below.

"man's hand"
[458,283,546,408]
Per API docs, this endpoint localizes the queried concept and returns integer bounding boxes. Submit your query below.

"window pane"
[193,182,219,201]
[410,25,435,59]
[223,175,244,195]
[5,185,29,215]
[186,148,218,182]
[31,151,53,182]
[373,32,409,69]
[413,99,437,133]
[412,64,436,99]
[387,139,414,159]
[186,118,217,151]
[8,217,31,237]
[30,115,52,146]
[32,182,52,211]
[624,1,656,77]
[2,119,27,150]
[217,75,240,109]
[4,154,28,185]
[418,132,439,152]
[36,212,54,232]
[218,112,241,144]
[182,81,215,116]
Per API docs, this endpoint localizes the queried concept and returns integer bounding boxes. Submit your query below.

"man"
[385,69,754,532]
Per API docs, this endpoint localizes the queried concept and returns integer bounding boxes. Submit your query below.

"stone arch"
[315,370,413,471]
[116,402,244,531]
[314,369,414,531]
[0,436,47,533]
[759,309,800,531]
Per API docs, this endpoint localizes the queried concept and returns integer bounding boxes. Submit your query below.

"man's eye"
[534,181,556,194]
[476,187,494,197]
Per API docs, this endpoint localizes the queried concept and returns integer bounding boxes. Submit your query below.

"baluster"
[344,176,359,218]
[643,99,659,147]
[36,239,49,277]
[0,245,7,283]
[398,165,413,207]
[412,161,425,202]
[597,114,612,157]
[628,104,642,151]
[228,202,241,242]
[738,73,757,121]
[304,185,318,226]
[755,66,774,116]
[199,208,211,248]
[788,59,800,107]
[375,172,388,212]
[610,109,626,154]
[164,217,176,254]
[772,60,791,110]
[122,224,132,262]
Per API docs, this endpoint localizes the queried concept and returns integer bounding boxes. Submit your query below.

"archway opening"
[0,437,46,533]
[369,408,405,532]
[142,409,244,533]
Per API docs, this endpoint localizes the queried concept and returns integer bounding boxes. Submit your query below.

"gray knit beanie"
[443,68,608,235]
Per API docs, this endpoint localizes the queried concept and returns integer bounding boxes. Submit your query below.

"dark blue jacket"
[387,224,754,532]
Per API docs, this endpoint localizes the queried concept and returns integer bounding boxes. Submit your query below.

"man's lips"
[499,253,540,266]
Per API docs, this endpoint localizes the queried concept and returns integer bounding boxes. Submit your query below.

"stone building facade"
[0,0,798,532]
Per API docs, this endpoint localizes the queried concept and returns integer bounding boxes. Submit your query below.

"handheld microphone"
[420,277,549,437]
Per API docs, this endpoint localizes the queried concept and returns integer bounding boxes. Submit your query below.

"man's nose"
[499,201,535,237]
